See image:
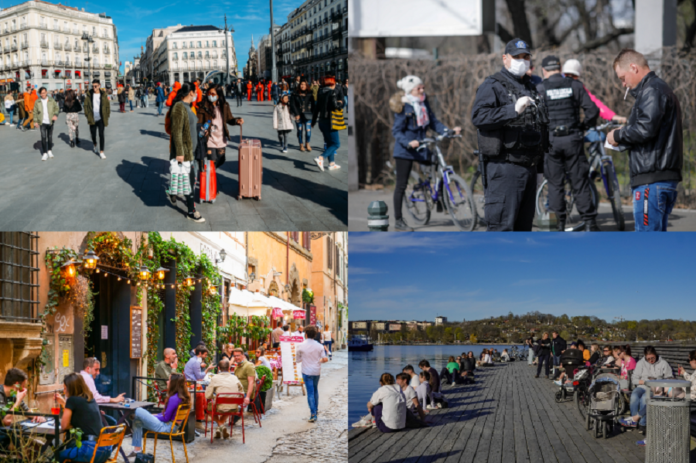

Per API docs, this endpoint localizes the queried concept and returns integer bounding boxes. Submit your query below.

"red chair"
[204,392,246,444]
[249,375,267,426]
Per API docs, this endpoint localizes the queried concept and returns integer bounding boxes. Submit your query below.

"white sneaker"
[99,152,106,160]
[426,404,436,410]
[47,151,54,158]
[314,157,324,172]
[41,153,48,161]
[328,164,341,170]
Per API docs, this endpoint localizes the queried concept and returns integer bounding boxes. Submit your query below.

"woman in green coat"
[33,87,59,161]
[167,82,205,223]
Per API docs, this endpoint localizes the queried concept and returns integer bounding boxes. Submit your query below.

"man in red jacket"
[247,81,252,100]
[266,80,272,101]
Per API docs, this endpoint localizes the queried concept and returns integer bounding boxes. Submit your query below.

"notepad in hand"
[604,140,628,152]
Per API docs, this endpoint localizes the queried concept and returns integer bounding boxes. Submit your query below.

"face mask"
[208,95,218,103]
[508,58,530,77]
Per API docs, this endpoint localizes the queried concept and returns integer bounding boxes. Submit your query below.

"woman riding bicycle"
[390,75,461,231]
[561,59,627,143]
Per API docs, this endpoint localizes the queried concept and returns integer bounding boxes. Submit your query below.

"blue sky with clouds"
[349,233,696,323]
[0,0,299,72]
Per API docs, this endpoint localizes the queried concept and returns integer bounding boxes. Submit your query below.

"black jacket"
[290,91,315,118]
[614,71,682,187]
[537,338,551,356]
[312,86,344,125]
[536,73,599,132]
[550,335,567,356]
[460,357,476,373]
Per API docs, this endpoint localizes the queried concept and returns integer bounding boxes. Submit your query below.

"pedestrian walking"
[15,92,26,131]
[63,89,82,148]
[311,76,345,172]
[311,80,319,101]
[256,81,264,101]
[471,38,550,231]
[271,81,279,105]
[4,93,16,127]
[155,82,166,115]
[537,55,600,231]
[246,80,252,101]
[535,332,552,379]
[167,82,206,223]
[235,79,244,107]
[135,86,141,109]
[117,86,126,112]
[127,85,136,111]
[273,92,294,153]
[83,80,110,160]
[295,326,328,423]
[290,81,315,152]
[197,83,244,169]
[607,49,683,232]
[34,87,59,161]
[266,80,272,102]
[390,75,461,231]
[22,86,37,130]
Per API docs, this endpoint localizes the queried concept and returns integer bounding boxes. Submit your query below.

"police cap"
[541,55,561,71]
[504,38,532,57]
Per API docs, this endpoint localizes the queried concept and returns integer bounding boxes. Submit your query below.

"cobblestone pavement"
[0,97,347,231]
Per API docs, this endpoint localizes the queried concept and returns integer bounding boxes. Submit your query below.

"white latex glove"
[515,96,534,114]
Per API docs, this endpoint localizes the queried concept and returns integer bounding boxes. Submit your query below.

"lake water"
[348,344,516,425]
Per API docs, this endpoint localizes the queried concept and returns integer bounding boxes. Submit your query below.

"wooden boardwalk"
[349,360,655,463]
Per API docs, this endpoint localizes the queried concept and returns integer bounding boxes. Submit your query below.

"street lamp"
[138,265,151,281]
[81,33,94,89]
[61,259,80,278]
[155,266,169,280]
[216,248,227,265]
[82,250,99,269]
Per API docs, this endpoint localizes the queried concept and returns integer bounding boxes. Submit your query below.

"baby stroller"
[585,373,622,439]
[554,349,585,403]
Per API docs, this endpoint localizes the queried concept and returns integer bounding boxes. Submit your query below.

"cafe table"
[99,401,156,463]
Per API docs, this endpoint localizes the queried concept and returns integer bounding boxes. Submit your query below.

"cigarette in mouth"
[624,87,629,100]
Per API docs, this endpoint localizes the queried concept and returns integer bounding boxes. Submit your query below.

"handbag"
[134,453,155,463]
[166,160,192,196]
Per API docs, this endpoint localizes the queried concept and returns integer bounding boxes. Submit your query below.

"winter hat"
[562,59,582,77]
[397,75,423,95]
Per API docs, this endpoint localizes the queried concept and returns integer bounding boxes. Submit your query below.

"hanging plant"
[302,288,314,304]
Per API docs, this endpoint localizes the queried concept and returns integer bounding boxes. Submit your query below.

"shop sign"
[293,310,305,319]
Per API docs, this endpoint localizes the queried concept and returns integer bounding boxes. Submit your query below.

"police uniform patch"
[546,88,573,100]
[516,40,527,49]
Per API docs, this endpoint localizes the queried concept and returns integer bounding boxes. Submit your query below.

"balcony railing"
[39,24,47,30]
[56,60,64,66]
[53,42,62,50]
[19,24,29,31]
[104,48,110,54]
[332,11,343,22]
[72,28,79,35]
[64,43,72,51]
[92,46,99,53]
[41,59,52,66]
[10,61,19,69]
[75,62,82,68]
[11,44,18,52]
[21,42,28,49]
[83,45,89,53]
[63,26,70,32]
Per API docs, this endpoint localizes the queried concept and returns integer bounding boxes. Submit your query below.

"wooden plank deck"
[349,360,656,463]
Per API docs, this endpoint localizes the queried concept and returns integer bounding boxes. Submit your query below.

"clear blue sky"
[0,0,296,72]
[349,233,696,323]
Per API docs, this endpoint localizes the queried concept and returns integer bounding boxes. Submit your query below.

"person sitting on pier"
[402,365,421,389]
[440,356,460,386]
[479,349,494,367]
[677,350,696,401]
[367,373,406,433]
[396,373,428,428]
[577,340,590,362]
[598,345,616,368]
[416,370,435,410]
[587,343,602,366]
[501,349,510,362]
[417,360,442,403]
[620,346,674,432]
[459,352,476,384]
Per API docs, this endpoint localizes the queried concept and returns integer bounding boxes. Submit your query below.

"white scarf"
[403,93,429,128]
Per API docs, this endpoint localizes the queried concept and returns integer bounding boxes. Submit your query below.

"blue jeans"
[157,101,164,116]
[630,386,650,426]
[129,100,134,111]
[303,374,320,417]
[632,181,678,231]
[296,120,311,145]
[318,120,339,164]
[584,130,606,144]
[324,340,332,355]
[58,440,112,463]
[344,95,348,112]
[131,406,172,448]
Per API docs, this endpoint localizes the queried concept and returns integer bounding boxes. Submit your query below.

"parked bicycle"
[536,122,626,231]
[402,131,477,231]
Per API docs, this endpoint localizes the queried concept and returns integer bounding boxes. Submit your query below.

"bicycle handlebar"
[415,132,462,151]
[591,121,623,132]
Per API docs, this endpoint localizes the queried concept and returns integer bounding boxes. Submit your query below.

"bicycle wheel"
[403,178,432,227]
[604,163,625,231]
[535,179,550,217]
[575,387,589,420]
[471,169,487,227]
[443,172,477,231]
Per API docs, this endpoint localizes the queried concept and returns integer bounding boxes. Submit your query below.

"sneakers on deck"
[620,417,638,428]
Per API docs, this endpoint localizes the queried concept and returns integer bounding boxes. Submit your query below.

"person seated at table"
[367,373,406,433]
[271,325,284,348]
[1,368,46,452]
[677,350,696,401]
[205,359,243,440]
[292,325,305,338]
[189,342,209,368]
[282,325,290,337]
[127,373,191,458]
[220,343,234,363]
[54,373,110,463]
[79,358,125,426]
[232,348,257,412]
[184,346,214,382]
[254,347,272,370]
[439,356,460,386]
[155,348,178,391]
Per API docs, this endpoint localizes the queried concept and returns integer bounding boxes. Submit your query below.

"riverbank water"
[348,344,517,425]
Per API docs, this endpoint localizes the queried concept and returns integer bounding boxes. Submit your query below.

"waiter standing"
[537,55,600,231]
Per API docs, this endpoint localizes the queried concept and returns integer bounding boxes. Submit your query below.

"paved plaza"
[0,97,347,231]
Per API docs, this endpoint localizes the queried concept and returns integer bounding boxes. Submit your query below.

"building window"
[0,232,39,322]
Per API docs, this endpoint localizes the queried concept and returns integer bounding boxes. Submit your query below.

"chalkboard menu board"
[131,306,143,359]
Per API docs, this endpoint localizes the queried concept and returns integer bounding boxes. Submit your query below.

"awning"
[0,79,14,84]
[228,287,271,317]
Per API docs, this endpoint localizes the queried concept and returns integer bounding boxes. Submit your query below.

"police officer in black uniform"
[537,55,600,231]
[471,39,550,231]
